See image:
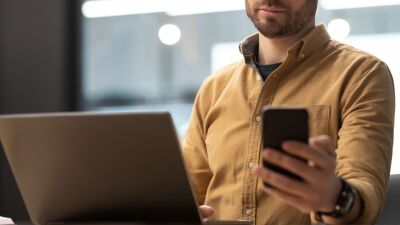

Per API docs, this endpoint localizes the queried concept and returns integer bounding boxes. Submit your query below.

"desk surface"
[0,217,13,225]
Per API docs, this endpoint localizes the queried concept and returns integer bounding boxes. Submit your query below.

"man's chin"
[255,17,284,29]
[257,26,289,39]
[254,23,283,37]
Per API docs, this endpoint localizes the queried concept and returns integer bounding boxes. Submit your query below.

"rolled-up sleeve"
[336,60,395,224]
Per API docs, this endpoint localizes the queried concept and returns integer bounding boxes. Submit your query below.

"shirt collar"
[239,24,331,67]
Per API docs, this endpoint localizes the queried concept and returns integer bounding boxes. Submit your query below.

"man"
[182,0,395,224]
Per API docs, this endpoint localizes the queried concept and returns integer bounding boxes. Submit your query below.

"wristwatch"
[316,179,357,220]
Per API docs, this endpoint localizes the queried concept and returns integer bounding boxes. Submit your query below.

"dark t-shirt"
[256,62,282,81]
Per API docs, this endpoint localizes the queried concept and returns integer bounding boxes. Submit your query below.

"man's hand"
[254,135,341,213]
[199,205,215,219]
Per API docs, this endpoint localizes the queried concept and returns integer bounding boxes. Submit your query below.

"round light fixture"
[328,19,351,41]
[158,24,182,46]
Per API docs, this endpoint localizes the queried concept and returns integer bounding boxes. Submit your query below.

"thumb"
[309,135,336,157]
[199,205,215,219]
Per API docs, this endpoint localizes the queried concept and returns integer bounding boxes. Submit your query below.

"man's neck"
[258,22,315,65]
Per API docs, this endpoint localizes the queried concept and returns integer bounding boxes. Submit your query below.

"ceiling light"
[82,0,164,18]
[327,19,351,40]
[165,0,243,16]
[158,24,182,46]
[82,0,245,18]
[321,0,400,10]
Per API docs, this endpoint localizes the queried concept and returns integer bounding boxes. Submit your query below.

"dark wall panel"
[0,0,80,221]
[0,0,4,112]
[0,0,68,114]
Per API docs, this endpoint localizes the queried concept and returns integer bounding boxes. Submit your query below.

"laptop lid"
[0,112,202,225]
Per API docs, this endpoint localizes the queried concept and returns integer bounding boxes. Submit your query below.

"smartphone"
[262,107,309,182]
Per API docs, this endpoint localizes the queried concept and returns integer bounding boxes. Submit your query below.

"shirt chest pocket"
[307,105,331,137]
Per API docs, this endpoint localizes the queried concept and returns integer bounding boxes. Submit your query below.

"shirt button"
[245,209,252,216]
[300,53,306,58]
[248,162,255,168]
[255,116,262,122]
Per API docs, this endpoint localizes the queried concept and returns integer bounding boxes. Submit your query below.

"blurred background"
[81,0,400,171]
[0,0,399,221]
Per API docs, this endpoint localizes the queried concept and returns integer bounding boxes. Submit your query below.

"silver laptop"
[0,112,252,225]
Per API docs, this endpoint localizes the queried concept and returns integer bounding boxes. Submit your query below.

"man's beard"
[246,0,316,38]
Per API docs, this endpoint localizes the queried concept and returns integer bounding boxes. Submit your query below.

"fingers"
[255,161,341,212]
[254,166,313,197]
[257,136,340,214]
[281,140,335,171]
[199,205,215,219]
[309,135,336,157]
[262,149,323,182]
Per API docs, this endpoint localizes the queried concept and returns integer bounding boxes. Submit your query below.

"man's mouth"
[258,6,287,13]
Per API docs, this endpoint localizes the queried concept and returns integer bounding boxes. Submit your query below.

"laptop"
[0,112,252,225]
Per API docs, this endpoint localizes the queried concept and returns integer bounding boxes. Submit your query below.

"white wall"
[346,33,400,174]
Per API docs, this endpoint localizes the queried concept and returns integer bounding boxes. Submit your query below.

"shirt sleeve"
[336,60,395,224]
[182,80,213,205]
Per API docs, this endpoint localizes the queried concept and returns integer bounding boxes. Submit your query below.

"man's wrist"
[315,179,364,224]
[318,176,342,212]
[316,179,356,218]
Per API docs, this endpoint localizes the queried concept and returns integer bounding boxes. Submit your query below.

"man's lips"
[258,6,287,13]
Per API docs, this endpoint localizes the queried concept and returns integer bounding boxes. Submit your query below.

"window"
[81,1,400,174]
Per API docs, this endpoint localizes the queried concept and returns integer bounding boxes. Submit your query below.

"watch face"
[339,181,356,216]
[341,190,355,214]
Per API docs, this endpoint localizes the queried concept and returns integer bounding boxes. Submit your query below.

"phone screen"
[262,107,309,182]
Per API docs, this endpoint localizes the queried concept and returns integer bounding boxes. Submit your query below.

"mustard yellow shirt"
[182,25,395,225]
